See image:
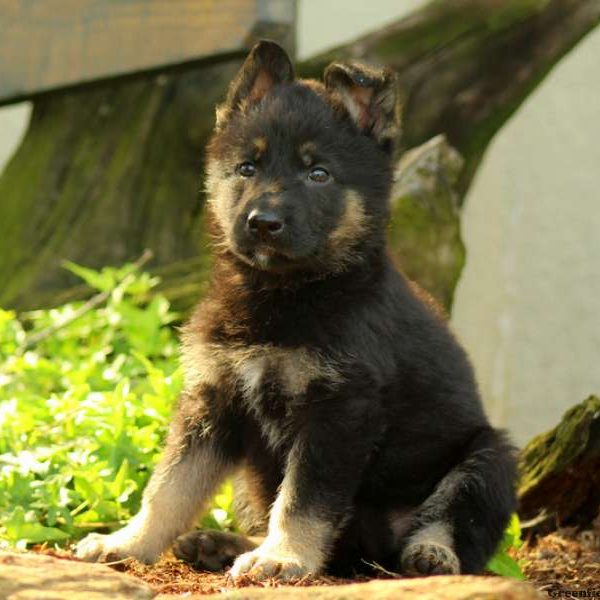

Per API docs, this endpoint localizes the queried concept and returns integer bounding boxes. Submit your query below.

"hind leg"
[174,530,261,571]
[327,505,458,577]
[400,522,460,576]
[399,428,517,576]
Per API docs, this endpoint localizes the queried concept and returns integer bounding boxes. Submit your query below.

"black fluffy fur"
[174,40,518,577]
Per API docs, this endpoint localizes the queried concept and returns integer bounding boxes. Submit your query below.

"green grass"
[0,260,523,578]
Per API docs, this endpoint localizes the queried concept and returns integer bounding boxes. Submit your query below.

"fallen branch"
[21,249,153,352]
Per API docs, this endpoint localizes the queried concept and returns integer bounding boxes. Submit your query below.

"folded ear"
[216,40,294,127]
[324,62,399,148]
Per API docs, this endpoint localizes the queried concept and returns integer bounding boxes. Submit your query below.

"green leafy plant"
[0,259,234,550]
[486,514,525,579]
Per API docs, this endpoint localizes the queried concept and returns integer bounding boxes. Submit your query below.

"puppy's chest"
[229,346,339,451]
[184,341,340,449]
[235,348,303,416]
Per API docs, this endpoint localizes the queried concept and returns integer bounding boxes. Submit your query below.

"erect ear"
[324,61,400,148]
[216,40,294,127]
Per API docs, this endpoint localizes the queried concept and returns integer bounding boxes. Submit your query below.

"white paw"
[75,530,161,564]
[229,545,315,582]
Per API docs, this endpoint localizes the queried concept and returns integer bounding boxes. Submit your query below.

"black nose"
[247,209,284,237]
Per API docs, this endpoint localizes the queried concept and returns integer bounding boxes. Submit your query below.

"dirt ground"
[36,527,600,596]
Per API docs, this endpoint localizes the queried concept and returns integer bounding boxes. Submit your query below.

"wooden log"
[518,395,600,531]
[0,61,238,309]
[30,137,466,314]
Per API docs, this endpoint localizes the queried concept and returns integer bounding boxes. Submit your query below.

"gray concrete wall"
[451,25,600,446]
[297,0,424,59]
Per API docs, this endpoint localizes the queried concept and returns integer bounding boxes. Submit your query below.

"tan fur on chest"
[181,337,340,400]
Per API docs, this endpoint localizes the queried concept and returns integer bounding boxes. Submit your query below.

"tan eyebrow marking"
[299,141,317,167]
[253,137,268,159]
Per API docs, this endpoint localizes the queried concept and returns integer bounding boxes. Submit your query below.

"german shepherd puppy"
[76,40,517,581]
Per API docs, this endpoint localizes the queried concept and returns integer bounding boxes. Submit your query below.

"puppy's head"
[206,40,400,276]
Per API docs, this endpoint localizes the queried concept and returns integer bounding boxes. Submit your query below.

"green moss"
[0,60,239,310]
[389,192,465,312]
[388,137,466,312]
[518,395,600,497]
[485,0,551,30]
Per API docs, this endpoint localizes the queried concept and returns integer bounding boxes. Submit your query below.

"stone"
[389,135,466,311]
[0,551,153,600]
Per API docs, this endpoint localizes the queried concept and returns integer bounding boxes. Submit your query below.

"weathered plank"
[0,0,295,105]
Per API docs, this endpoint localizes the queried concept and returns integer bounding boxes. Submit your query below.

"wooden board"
[0,0,295,105]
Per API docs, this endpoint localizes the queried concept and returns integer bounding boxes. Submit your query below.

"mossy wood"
[518,395,600,529]
[1,0,599,312]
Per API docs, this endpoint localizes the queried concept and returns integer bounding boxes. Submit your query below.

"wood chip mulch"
[118,558,367,596]
[32,525,600,596]
[33,546,367,595]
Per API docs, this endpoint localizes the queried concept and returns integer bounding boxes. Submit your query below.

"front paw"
[229,546,313,582]
[75,530,160,564]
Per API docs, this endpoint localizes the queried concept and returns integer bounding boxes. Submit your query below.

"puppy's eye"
[308,166,330,183]
[237,161,257,178]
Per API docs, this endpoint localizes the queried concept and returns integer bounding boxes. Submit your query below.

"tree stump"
[518,395,600,530]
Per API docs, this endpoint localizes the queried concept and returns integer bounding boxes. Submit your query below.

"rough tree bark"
[0,60,237,309]
[1,0,598,311]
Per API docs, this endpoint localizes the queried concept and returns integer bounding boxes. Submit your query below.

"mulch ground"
[34,525,600,596]
[34,546,368,595]
[516,526,600,594]
[117,560,367,596]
